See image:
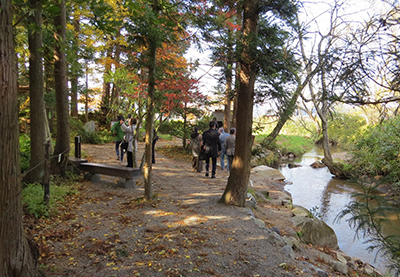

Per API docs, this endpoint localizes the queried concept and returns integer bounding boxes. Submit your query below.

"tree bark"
[231,7,242,129]
[101,47,112,116]
[264,70,319,146]
[231,66,239,128]
[70,6,80,117]
[182,101,188,149]
[223,63,233,131]
[52,0,70,175]
[317,65,347,178]
[110,31,121,119]
[220,0,258,207]
[25,0,46,183]
[223,35,233,131]
[143,0,159,200]
[0,0,38,274]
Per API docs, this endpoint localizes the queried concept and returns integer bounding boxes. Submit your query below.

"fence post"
[75,136,81,158]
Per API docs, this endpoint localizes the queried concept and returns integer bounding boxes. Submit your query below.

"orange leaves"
[226,21,241,31]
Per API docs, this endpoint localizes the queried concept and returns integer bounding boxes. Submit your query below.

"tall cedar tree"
[52,0,70,175]
[25,0,47,183]
[0,0,38,274]
[220,0,258,206]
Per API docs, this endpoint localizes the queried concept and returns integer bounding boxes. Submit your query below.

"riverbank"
[28,139,380,276]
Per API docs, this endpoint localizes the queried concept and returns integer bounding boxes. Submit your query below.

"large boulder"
[250,165,285,181]
[310,161,326,168]
[292,205,310,217]
[84,121,96,132]
[292,216,338,249]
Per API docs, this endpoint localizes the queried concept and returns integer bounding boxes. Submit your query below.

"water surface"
[279,147,399,275]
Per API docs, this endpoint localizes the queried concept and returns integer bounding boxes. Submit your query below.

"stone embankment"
[248,165,382,276]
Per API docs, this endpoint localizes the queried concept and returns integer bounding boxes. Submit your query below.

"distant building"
[212,109,227,128]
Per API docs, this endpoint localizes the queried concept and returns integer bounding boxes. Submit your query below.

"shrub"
[22,183,50,218]
[22,178,77,218]
[158,120,187,138]
[70,117,109,144]
[157,117,211,140]
[328,112,366,149]
[20,134,31,173]
[349,117,400,181]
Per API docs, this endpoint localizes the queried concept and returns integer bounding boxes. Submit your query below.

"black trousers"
[205,157,217,177]
[127,151,133,167]
[152,139,157,163]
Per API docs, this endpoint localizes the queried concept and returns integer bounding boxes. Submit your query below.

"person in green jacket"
[111,115,125,162]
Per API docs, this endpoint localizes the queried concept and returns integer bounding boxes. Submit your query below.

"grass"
[158,134,314,164]
[275,135,314,156]
[159,134,176,141]
[255,134,314,156]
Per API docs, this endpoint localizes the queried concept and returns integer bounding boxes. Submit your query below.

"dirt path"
[36,139,358,276]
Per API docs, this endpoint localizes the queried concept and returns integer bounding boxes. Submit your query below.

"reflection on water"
[280,147,399,275]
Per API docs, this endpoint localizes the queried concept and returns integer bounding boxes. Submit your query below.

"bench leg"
[117,178,135,188]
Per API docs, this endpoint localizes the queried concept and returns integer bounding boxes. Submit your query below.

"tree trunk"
[143,0,159,200]
[70,7,80,117]
[231,67,239,128]
[101,47,112,116]
[25,0,46,183]
[317,68,347,178]
[182,101,188,149]
[0,0,38,274]
[52,0,70,175]
[70,76,78,117]
[84,62,89,122]
[231,6,242,129]
[320,112,346,178]
[264,69,319,146]
[319,106,347,178]
[220,0,258,207]
[44,47,55,134]
[223,39,233,131]
[110,31,121,119]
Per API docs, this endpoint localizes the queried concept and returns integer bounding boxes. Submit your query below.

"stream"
[279,147,400,275]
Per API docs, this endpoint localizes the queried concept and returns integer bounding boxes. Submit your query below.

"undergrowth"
[22,176,78,218]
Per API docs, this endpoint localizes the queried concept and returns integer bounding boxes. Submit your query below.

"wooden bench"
[68,157,88,174]
[77,162,142,188]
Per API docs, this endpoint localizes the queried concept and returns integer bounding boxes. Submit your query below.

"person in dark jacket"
[190,127,203,172]
[202,121,221,178]
[111,115,126,163]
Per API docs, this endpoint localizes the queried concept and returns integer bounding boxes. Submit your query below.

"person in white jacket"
[121,118,137,167]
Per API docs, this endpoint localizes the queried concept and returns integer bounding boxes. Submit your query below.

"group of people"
[111,115,158,168]
[190,121,236,179]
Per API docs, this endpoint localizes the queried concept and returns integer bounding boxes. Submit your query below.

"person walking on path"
[218,127,230,171]
[202,121,221,178]
[111,115,126,162]
[190,127,203,172]
[121,117,137,167]
[224,127,236,173]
